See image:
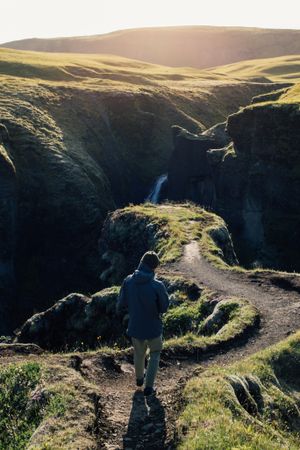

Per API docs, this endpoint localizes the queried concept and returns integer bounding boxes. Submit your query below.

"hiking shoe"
[143,387,156,396]
[136,377,144,387]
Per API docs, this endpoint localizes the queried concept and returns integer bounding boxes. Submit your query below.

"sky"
[1,0,300,44]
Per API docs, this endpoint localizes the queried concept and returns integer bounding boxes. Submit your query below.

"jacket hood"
[132,262,154,284]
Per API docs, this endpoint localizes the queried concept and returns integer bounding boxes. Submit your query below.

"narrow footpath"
[79,241,300,449]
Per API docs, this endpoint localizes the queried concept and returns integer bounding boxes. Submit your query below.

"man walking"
[117,251,169,396]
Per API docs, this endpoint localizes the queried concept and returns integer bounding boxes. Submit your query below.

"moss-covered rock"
[15,288,126,351]
[99,203,238,285]
[16,273,258,355]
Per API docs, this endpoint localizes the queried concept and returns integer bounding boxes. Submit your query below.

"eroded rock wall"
[0,126,17,333]
[167,103,300,271]
[0,86,205,333]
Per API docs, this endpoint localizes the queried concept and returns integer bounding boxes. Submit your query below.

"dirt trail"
[77,241,300,449]
[77,355,194,449]
[176,241,300,362]
[2,241,300,449]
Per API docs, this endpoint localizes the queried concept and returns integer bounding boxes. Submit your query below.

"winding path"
[80,241,300,449]
[1,241,300,449]
[175,241,300,364]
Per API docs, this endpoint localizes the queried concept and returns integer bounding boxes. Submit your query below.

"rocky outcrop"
[15,274,203,350]
[98,209,163,286]
[167,123,230,204]
[0,343,43,356]
[15,288,125,350]
[98,204,238,287]
[167,100,300,271]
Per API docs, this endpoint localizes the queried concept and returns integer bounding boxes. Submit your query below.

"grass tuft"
[178,331,300,449]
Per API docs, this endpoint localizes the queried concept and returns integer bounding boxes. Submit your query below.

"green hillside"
[209,54,300,83]
[2,25,300,69]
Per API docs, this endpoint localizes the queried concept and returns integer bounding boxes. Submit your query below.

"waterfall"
[146,174,168,204]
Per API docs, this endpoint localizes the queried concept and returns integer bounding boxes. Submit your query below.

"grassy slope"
[208,54,300,83]
[2,26,300,69]
[208,56,300,110]
[178,331,300,449]
[0,46,276,185]
[0,359,100,449]
[0,46,280,87]
[100,203,236,269]
[279,83,300,103]
[2,48,295,138]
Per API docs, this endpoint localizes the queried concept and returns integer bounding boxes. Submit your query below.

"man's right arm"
[116,279,129,315]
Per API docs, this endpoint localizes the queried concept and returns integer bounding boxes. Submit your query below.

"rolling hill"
[208,54,300,83]
[2,25,300,69]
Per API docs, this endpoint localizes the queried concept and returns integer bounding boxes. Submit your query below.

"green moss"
[163,303,202,338]
[164,296,258,354]
[22,362,99,449]
[103,203,236,272]
[178,332,300,449]
[0,362,42,449]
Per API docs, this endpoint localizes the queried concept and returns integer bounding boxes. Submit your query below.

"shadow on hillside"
[270,276,300,294]
[123,391,166,449]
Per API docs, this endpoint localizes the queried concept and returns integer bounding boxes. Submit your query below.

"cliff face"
[167,96,300,271]
[226,102,300,269]
[0,126,17,334]
[0,113,114,332]
[1,87,185,331]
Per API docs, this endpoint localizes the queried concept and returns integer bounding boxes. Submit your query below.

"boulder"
[15,288,125,351]
[98,210,161,285]
[0,343,43,356]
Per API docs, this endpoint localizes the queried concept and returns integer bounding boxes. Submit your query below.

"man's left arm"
[156,281,170,313]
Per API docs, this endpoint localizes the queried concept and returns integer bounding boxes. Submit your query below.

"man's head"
[140,251,160,271]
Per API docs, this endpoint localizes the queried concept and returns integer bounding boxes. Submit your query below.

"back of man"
[117,251,169,396]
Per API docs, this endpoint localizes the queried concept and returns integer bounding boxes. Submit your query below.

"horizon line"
[1,23,300,46]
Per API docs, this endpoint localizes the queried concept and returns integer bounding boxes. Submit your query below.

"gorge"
[0,47,299,337]
[1,26,300,450]
[1,47,293,335]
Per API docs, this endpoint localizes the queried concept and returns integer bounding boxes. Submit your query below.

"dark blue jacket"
[116,263,169,340]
